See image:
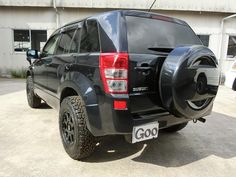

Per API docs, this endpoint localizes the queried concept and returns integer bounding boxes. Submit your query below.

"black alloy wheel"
[62,111,75,145]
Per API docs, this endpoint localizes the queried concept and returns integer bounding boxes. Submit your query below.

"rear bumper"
[85,94,190,136]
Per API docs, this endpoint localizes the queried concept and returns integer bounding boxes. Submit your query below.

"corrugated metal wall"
[0,0,236,13]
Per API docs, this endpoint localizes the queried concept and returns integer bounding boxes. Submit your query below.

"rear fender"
[58,72,101,135]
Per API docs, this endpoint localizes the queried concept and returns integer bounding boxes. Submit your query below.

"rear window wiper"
[148,47,174,53]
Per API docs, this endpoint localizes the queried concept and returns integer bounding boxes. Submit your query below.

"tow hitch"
[193,118,206,123]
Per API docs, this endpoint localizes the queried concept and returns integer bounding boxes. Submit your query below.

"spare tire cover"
[159,45,220,119]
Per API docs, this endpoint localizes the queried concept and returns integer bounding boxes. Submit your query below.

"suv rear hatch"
[125,14,202,115]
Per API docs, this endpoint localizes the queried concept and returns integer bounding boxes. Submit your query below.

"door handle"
[135,62,152,71]
[134,66,152,70]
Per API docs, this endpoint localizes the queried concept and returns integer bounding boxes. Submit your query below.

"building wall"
[1,0,236,13]
[0,7,55,74]
[0,6,236,75]
[0,7,106,74]
[159,11,236,72]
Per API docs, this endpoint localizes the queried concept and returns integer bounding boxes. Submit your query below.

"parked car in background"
[225,60,236,91]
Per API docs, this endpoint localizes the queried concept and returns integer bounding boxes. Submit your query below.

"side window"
[42,35,60,57]
[80,20,100,53]
[70,29,81,53]
[56,29,76,55]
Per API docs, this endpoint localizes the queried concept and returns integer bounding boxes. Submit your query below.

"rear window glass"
[126,16,201,54]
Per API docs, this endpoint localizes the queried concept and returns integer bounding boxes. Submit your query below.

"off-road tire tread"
[60,96,96,160]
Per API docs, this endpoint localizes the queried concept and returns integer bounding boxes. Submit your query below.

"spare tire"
[159,45,220,119]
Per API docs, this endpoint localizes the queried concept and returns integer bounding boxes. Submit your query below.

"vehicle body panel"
[27,10,217,136]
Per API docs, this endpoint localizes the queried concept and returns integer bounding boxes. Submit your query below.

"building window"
[13,30,47,52]
[227,36,236,58]
[31,30,47,51]
[197,35,209,47]
[14,30,30,52]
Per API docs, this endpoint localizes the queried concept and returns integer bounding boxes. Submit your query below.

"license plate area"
[132,122,159,143]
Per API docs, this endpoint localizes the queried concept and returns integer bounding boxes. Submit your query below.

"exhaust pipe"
[193,118,206,123]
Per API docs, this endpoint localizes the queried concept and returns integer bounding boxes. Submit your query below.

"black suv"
[26,10,220,160]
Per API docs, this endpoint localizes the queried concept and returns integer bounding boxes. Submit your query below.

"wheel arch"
[60,87,78,103]
[59,78,98,106]
[58,77,101,136]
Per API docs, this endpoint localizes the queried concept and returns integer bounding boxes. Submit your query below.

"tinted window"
[80,20,100,53]
[227,36,236,58]
[126,16,201,54]
[56,30,76,54]
[70,29,80,53]
[197,35,209,47]
[42,35,60,57]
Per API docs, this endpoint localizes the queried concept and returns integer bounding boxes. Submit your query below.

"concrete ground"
[0,79,236,177]
[0,78,25,95]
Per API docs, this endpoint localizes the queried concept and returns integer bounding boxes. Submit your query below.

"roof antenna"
[148,0,157,12]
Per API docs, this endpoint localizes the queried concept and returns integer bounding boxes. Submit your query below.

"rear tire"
[26,76,41,108]
[162,122,188,133]
[232,79,236,91]
[59,96,96,160]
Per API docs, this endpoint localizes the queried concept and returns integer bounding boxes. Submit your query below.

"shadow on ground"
[84,135,145,162]
[38,102,52,109]
[85,112,236,167]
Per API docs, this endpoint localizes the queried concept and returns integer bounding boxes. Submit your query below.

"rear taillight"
[100,53,128,94]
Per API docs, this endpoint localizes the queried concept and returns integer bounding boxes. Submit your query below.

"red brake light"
[114,100,127,110]
[100,53,128,94]
[100,53,128,68]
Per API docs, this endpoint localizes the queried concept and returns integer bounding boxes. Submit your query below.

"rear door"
[46,26,78,95]
[125,15,202,114]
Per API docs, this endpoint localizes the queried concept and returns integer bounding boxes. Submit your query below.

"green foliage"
[10,68,27,78]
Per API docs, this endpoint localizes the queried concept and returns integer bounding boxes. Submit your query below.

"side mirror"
[26,49,39,65]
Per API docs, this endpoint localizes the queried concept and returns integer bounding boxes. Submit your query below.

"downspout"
[53,0,60,28]
[219,14,236,72]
